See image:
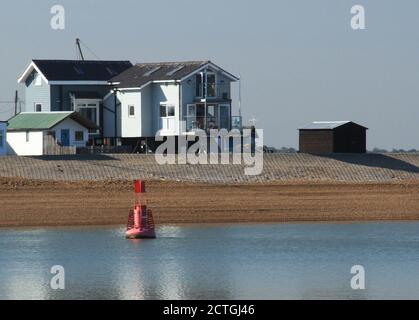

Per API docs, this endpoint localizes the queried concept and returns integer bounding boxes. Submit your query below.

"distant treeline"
[263,146,297,153]
[263,146,418,154]
[369,148,419,154]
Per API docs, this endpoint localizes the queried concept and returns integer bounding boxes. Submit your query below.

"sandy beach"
[1,177,419,227]
[1,153,419,228]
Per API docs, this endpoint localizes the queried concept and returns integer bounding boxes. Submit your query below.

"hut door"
[61,129,70,147]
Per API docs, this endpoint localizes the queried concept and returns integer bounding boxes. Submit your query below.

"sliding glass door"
[219,105,230,130]
[185,104,230,132]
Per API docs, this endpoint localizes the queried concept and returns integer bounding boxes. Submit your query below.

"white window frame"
[160,103,176,118]
[159,103,176,133]
[195,70,217,99]
[34,103,42,112]
[75,99,100,135]
[128,105,135,118]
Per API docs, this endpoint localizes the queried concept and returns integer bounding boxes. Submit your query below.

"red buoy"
[126,180,156,239]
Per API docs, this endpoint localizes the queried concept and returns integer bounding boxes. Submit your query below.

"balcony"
[183,116,242,133]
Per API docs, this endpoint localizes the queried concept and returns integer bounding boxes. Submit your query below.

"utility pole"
[14,90,18,115]
[76,38,85,61]
[238,74,242,119]
[113,88,118,146]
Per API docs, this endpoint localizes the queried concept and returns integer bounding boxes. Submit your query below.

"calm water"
[1,222,419,300]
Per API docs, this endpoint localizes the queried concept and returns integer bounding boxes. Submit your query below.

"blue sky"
[0,0,418,149]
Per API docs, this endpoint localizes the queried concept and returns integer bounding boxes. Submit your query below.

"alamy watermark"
[154,125,264,176]
[351,5,366,30]
[351,265,366,290]
[50,5,65,30]
[50,265,65,290]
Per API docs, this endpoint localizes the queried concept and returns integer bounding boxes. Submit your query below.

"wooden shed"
[299,121,368,154]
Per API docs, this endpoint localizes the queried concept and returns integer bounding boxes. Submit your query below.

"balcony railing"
[183,116,242,133]
[231,116,242,131]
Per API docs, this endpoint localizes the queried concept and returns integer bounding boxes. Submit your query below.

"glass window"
[196,74,203,97]
[26,131,30,142]
[207,105,215,117]
[160,105,175,117]
[207,73,216,97]
[79,108,97,124]
[76,102,99,135]
[75,131,84,142]
[188,105,196,117]
[167,106,175,117]
[35,103,42,112]
[129,106,135,117]
[160,105,167,117]
[220,105,230,129]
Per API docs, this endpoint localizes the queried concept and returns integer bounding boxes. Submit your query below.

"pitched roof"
[299,121,368,130]
[110,61,238,88]
[7,112,98,131]
[18,60,133,83]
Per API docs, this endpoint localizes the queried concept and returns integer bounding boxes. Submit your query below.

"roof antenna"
[76,38,85,61]
[75,38,101,61]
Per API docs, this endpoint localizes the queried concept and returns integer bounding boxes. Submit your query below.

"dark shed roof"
[29,60,133,81]
[299,121,368,130]
[110,61,209,88]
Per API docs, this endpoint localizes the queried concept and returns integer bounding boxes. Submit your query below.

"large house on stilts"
[13,59,241,155]
[105,60,241,150]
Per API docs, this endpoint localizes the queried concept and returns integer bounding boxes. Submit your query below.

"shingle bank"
[0,153,418,184]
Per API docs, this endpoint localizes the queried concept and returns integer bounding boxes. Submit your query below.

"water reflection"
[1,223,419,300]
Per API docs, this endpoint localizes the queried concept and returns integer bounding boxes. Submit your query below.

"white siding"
[25,71,51,112]
[7,131,44,156]
[117,83,181,138]
[118,90,141,138]
[152,83,180,136]
[0,123,7,156]
[7,118,89,156]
